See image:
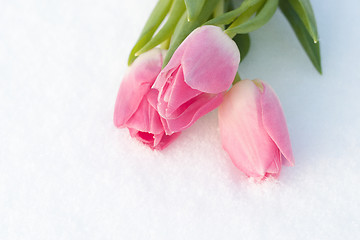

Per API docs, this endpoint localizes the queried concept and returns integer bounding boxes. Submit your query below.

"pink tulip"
[218,79,294,180]
[152,25,240,134]
[114,48,180,150]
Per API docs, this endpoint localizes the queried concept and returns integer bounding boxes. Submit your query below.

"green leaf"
[233,34,251,62]
[288,0,318,42]
[279,0,322,73]
[213,0,225,19]
[213,0,226,29]
[225,0,279,36]
[229,0,265,29]
[135,0,185,56]
[127,0,173,65]
[184,0,206,21]
[205,0,264,26]
[223,0,234,12]
[163,0,221,67]
[232,72,242,85]
[222,0,251,62]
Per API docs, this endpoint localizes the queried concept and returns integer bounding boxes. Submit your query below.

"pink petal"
[124,94,181,150]
[128,128,158,149]
[163,93,224,134]
[146,88,159,110]
[153,132,181,150]
[161,66,202,118]
[218,80,280,179]
[260,81,295,166]
[114,48,165,127]
[181,25,240,94]
[151,66,177,94]
[126,97,163,135]
[128,128,180,150]
[151,26,240,135]
[151,34,189,92]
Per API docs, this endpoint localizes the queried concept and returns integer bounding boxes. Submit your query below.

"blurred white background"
[1,0,359,239]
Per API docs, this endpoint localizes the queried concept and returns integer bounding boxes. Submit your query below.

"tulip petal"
[128,127,180,150]
[153,132,181,150]
[114,49,165,127]
[153,35,188,86]
[128,128,157,149]
[163,92,223,134]
[152,26,241,135]
[218,80,280,179]
[165,66,203,117]
[146,88,159,110]
[125,94,180,150]
[151,66,177,94]
[126,97,175,150]
[260,81,295,166]
[264,149,282,177]
[126,97,164,135]
[181,25,240,94]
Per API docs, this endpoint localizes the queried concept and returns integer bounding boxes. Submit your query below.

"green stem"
[232,72,241,85]
[224,0,279,36]
[229,0,265,28]
[214,0,225,29]
[162,0,221,68]
[213,0,224,17]
[160,38,170,49]
[135,0,185,56]
[127,0,173,65]
[205,0,264,26]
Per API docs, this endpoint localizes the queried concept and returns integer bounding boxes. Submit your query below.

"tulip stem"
[214,0,225,30]
[232,72,241,85]
[226,31,236,39]
[160,38,171,49]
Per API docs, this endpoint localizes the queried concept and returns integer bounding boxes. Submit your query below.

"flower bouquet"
[114,0,321,180]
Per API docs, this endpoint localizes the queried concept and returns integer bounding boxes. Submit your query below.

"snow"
[1,0,359,239]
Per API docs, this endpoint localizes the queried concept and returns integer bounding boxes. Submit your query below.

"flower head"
[218,79,294,180]
[152,25,240,134]
[114,48,179,150]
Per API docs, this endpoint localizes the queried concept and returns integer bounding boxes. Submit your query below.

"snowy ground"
[1,0,359,239]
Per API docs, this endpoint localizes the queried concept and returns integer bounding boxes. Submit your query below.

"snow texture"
[0,0,359,239]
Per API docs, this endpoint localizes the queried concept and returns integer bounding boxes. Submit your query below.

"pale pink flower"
[218,79,294,180]
[114,48,179,150]
[152,25,240,134]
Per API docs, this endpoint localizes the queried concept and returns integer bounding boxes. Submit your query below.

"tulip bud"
[218,79,294,180]
[114,48,180,150]
[152,25,240,134]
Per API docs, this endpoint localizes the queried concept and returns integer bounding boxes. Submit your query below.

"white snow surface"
[1,0,359,239]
